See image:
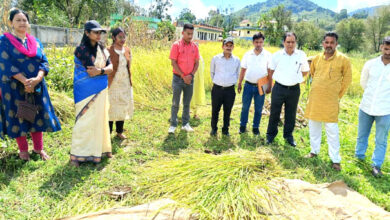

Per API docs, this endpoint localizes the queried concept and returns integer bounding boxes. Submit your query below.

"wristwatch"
[100,68,105,75]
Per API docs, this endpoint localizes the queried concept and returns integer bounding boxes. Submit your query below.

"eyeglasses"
[116,36,126,40]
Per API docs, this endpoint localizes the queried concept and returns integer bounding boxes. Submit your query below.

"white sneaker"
[181,123,194,132]
[168,126,176,134]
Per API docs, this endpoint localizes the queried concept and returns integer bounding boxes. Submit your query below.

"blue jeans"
[240,82,265,129]
[355,109,390,168]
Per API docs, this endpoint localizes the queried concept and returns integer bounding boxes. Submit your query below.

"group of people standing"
[0,8,389,177]
[0,9,134,167]
[169,24,390,177]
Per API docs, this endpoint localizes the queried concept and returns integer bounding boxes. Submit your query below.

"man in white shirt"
[355,36,390,177]
[210,38,241,136]
[266,32,309,146]
[238,32,272,135]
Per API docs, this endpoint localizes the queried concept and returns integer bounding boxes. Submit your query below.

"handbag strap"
[25,93,36,105]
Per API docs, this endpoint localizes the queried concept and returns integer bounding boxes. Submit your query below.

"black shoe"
[372,166,383,178]
[285,137,296,147]
[252,128,260,135]
[222,131,230,136]
[210,129,217,136]
[266,136,274,145]
[239,126,246,134]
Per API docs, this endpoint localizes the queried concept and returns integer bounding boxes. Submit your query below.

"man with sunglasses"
[304,32,352,171]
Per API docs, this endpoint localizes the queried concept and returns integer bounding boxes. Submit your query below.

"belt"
[213,84,235,89]
[245,81,257,87]
[275,81,299,89]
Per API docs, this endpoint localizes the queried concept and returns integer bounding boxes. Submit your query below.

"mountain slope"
[349,5,387,16]
[232,0,337,22]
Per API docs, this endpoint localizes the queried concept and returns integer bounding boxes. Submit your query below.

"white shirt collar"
[283,48,298,56]
[249,48,265,56]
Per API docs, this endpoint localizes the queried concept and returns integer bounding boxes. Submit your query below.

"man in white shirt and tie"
[266,32,309,147]
[237,32,272,135]
[355,36,390,177]
[210,38,241,136]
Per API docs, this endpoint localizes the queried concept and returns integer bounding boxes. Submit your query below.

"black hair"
[283,32,297,42]
[80,31,91,46]
[183,24,194,31]
[9,8,29,22]
[323,32,338,42]
[111,27,126,43]
[382,36,390,45]
[253,32,265,41]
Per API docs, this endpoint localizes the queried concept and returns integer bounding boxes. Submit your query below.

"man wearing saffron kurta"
[304,32,352,171]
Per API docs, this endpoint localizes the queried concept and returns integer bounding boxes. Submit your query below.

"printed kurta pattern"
[0,35,61,138]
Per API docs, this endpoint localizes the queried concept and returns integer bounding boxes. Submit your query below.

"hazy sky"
[135,0,390,19]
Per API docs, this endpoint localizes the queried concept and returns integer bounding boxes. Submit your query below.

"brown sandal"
[33,150,50,161]
[19,151,30,161]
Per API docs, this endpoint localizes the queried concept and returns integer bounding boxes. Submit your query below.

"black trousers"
[266,82,300,139]
[211,85,236,132]
[109,121,124,134]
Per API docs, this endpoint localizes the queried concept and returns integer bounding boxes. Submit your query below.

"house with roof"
[234,20,263,40]
[174,22,223,42]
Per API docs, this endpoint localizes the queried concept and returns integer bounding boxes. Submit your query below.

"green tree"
[17,0,120,27]
[207,10,224,27]
[178,8,196,24]
[336,9,348,21]
[155,20,175,41]
[223,15,239,32]
[117,0,140,17]
[336,18,365,52]
[294,21,324,50]
[352,10,368,19]
[317,18,336,31]
[366,6,390,52]
[148,0,172,20]
[258,5,293,46]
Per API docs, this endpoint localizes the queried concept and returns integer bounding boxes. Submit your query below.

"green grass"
[0,43,389,219]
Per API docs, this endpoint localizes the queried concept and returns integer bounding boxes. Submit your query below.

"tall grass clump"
[137,149,289,219]
[49,90,74,123]
[45,45,75,95]
[0,0,11,34]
